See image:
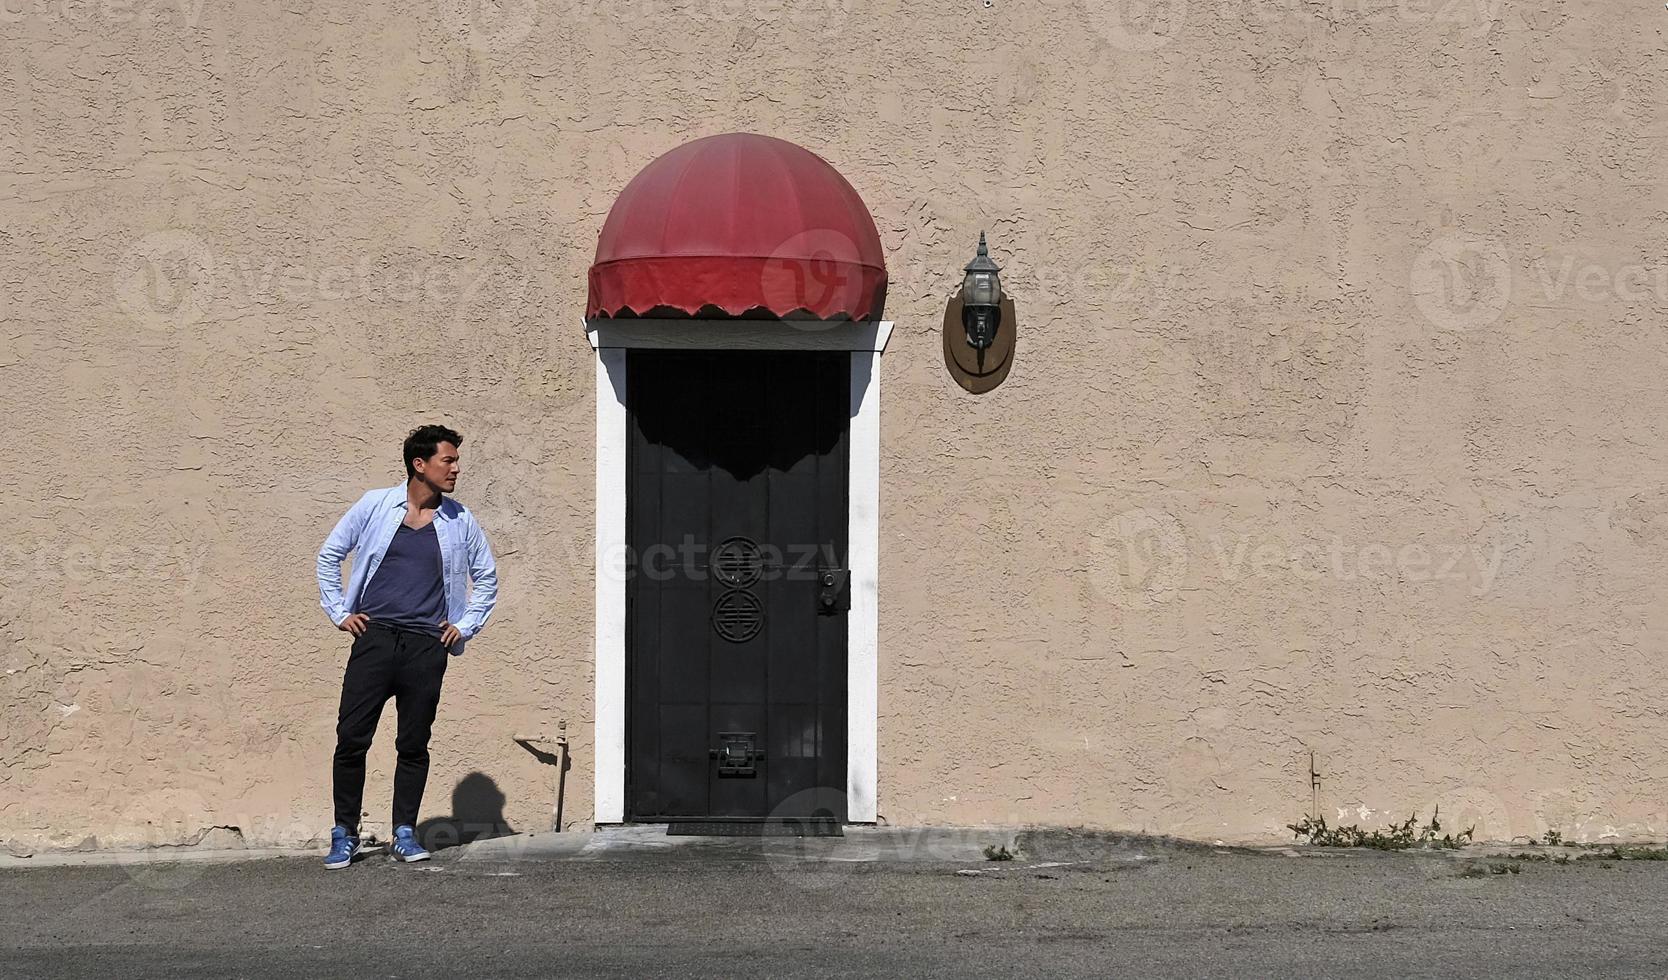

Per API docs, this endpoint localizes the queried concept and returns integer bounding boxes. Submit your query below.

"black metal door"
[627,349,849,822]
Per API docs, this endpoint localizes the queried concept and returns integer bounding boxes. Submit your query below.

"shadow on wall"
[416,772,517,852]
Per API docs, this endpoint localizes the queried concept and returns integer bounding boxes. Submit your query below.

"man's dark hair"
[404,425,463,478]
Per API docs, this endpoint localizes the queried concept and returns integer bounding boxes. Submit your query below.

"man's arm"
[317,493,373,627]
[451,514,498,640]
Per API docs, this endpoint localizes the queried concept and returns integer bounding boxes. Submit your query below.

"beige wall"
[4,0,1666,852]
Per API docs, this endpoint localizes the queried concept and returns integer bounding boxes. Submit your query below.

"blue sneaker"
[389,825,430,863]
[324,825,360,870]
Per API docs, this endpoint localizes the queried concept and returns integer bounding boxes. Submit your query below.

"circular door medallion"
[712,589,763,643]
[712,536,765,588]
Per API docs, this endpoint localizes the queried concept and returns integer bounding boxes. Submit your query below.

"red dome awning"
[586,133,888,321]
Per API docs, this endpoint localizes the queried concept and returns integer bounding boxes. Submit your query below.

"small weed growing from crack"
[1576,846,1668,863]
[1287,808,1474,851]
[1458,861,1524,878]
[983,844,1015,862]
[1505,852,1572,865]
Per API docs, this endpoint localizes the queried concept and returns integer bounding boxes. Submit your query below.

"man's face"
[413,441,461,493]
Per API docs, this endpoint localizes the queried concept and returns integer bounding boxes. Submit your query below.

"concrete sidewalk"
[0,823,1609,872]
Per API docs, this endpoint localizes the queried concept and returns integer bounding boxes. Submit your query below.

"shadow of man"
[416,771,517,853]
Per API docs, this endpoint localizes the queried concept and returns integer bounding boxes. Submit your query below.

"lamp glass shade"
[962,270,1001,308]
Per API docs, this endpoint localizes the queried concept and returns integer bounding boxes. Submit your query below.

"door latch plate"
[817,563,849,614]
[710,732,763,776]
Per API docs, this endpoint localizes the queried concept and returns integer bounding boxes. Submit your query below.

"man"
[315,425,498,869]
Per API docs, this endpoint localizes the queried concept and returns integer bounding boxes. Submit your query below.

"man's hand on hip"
[338,613,369,637]
[439,621,461,649]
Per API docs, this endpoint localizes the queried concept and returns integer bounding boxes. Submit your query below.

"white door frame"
[587,318,894,825]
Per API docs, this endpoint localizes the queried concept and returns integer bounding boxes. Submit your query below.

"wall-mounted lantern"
[961,231,1004,352]
[943,231,1017,394]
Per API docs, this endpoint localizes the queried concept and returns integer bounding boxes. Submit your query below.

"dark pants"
[332,623,448,835]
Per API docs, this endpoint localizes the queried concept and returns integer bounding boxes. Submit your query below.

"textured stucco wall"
[3,0,1667,851]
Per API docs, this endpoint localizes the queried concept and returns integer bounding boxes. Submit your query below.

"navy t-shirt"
[357,522,446,636]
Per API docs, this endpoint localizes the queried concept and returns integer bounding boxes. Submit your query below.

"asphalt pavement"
[3,830,1667,978]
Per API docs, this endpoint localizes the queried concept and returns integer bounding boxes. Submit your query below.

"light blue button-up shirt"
[316,483,498,655]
